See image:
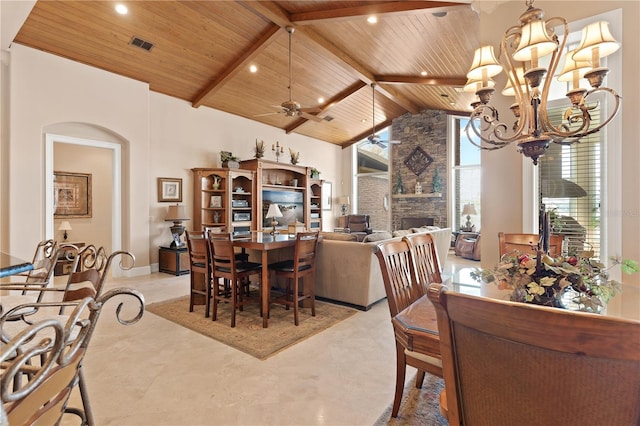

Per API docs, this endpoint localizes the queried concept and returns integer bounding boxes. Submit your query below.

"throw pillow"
[319,232,357,241]
[392,230,412,238]
[362,231,392,243]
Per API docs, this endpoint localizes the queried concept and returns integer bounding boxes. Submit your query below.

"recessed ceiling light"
[249,64,258,73]
[432,12,447,18]
[318,97,325,104]
[115,4,128,15]
[367,16,377,24]
[420,71,428,76]
[361,118,367,123]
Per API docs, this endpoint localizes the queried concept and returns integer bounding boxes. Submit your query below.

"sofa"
[315,226,452,310]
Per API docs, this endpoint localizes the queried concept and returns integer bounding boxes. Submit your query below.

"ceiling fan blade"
[254,111,281,117]
[300,107,321,114]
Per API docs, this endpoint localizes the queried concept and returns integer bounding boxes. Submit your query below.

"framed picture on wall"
[158,177,182,202]
[54,171,92,218]
[322,181,332,211]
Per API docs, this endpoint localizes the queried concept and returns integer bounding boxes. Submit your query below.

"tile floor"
[57,251,478,426]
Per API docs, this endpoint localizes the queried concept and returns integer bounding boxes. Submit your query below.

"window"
[450,116,481,232]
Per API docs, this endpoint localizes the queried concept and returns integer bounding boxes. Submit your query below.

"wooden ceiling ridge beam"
[375,74,467,86]
[290,1,466,24]
[191,23,281,108]
[283,81,368,134]
[239,1,292,28]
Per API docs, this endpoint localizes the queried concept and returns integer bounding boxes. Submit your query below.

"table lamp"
[165,204,190,248]
[58,221,72,241]
[461,203,477,231]
[266,203,283,235]
[337,196,350,216]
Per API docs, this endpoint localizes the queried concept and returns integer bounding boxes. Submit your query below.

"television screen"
[262,190,304,226]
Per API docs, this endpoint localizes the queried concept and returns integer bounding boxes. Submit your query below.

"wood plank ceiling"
[13,0,480,147]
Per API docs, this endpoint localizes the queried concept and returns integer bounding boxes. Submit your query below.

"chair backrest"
[427,283,640,426]
[498,232,563,257]
[372,238,420,317]
[23,239,59,286]
[208,233,237,280]
[346,214,370,232]
[292,231,319,273]
[186,231,209,271]
[404,232,442,294]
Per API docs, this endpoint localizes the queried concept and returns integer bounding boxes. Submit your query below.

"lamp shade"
[266,203,283,219]
[463,77,496,94]
[165,204,189,221]
[467,46,502,81]
[337,196,350,205]
[513,20,557,62]
[58,221,72,231]
[501,67,527,97]
[461,204,477,216]
[558,49,592,82]
[573,21,620,62]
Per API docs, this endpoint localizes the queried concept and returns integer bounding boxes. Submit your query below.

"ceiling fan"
[363,83,400,148]
[255,26,323,123]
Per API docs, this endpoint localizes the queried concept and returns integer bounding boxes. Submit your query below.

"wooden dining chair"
[372,238,443,418]
[269,231,319,326]
[427,283,640,426]
[404,232,443,295]
[185,231,212,317]
[498,232,564,257]
[209,233,262,327]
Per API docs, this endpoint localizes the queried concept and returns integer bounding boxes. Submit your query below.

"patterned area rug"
[146,296,357,360]
[374,373,448,425]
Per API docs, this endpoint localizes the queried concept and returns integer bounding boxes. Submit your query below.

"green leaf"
[621,259,640,275]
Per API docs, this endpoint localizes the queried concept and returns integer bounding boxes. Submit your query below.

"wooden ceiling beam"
[191,23,281,108]
[239,1,292,28]
[284,81,368,133]
[291,1,466,24]
[375,74,468,86]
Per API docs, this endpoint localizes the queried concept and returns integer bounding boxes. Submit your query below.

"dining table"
[392,267,640,367]
[0,252,34,279]
[232,232,297,328]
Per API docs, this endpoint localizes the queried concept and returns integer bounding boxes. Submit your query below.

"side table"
[159,246,190,276]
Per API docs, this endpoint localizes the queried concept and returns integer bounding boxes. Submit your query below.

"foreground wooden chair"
[404,232,442,295]
[185,231,212,317]
[428,283,640,426]
[269,231,319,326]
[372,238,442,418]
[498,232,563,257]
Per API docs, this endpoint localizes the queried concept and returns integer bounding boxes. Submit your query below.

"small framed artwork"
[210,195,222,208]
[158,177,182,202]
[322,181,332,211]
[54,171,92,218]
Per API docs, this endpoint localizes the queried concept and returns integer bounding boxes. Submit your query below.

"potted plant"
[220,150,239,168]
[310,167,320,179]
[289,148,300,165]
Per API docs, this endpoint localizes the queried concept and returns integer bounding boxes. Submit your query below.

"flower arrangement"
[471,251,638,313]
[310,167,320,178]
[220,150,239,168]
[289,148,300,165]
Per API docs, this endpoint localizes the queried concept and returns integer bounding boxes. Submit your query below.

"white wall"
[2,44,341,270]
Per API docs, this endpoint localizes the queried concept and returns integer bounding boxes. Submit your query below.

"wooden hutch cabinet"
[191,168,255,236]
[239,159,322,232]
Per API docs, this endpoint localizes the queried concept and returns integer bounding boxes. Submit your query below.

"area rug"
[374,373,448,425]
[146,296,357,360]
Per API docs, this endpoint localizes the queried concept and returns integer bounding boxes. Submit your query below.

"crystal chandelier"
[464,0,621,165]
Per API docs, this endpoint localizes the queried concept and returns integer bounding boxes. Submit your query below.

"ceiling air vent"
[129,36,154,52]
[323,115,334,122]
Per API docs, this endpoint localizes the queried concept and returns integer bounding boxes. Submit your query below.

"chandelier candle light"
[464,0,621,165]
[266,203,283,235]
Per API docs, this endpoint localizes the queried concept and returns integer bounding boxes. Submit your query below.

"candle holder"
[272,141,284,162]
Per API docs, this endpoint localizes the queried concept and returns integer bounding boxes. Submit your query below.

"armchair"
[344,214,373,242]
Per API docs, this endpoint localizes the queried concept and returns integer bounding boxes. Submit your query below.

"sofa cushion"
[362,231,392,243]
[392,230,412,238]
[319,232,358,241]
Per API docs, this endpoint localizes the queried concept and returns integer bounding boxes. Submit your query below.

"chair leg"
[415,370,426,388]
[392,341,407,418]
[309,276,316,317]
[78,365,95,426]
[204,275,211,318]
[231,279,238,328]
[189,276,195,312]
[293,276,300,326]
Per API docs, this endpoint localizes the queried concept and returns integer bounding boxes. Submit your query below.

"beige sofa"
[315,227,452,310]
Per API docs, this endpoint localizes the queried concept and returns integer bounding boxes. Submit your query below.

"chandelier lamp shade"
[464,0,621,165]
